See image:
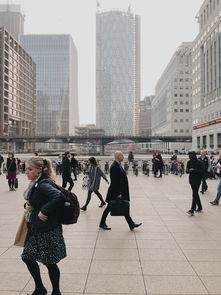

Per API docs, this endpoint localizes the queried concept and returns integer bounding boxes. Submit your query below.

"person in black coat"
[198,150,211,194]
[99,151,142,230]
[21,157,66,295]
[61,151,74,191]
[71,153,78,181]
[186,151,205,216]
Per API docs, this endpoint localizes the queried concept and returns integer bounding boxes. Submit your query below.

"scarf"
[23,173,42,222]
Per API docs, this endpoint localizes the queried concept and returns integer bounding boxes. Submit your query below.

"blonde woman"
[21,157,66,295]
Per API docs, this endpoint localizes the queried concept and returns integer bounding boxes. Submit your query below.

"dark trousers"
[62,175,74,191]
[100,203,134,228]
[201,177,208,192]
[190,182,202,211]
[72,168,77,180]
[8,179,15,188]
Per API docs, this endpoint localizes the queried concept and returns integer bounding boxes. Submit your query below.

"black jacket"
[28,176,63,233]
[71,157,78,169]
[61,156,71,177]
[106,161,130,203]
[6,158,17,171]
[186,158,205,184]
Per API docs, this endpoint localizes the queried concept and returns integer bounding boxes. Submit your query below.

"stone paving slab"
[0,172,221,294]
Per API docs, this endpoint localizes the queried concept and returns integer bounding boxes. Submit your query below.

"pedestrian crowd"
[0,149,221,294]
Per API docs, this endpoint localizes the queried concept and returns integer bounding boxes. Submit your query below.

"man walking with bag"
[61,151,74,191]
[99,151,142,231]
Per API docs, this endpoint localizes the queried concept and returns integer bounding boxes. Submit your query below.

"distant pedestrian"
[152,153,163,177]
[186,151,204,216]
[71,153,78,181]
[61,151,74,191]
[198,151,211,194]
[0,154,4,175]
[99,151,142,231]
[55,154,62,175]
[128,151,134,164]
[81,157,109,211]
[210,150,221,205]
[6,152,18,191]
[22,157,66,295]
[104,161,109,174]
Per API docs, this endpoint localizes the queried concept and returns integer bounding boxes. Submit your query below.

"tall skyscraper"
[192,0,221,151]
[152,43,193,152]
[21,35,79,136]
[0,28,36,151]
[96,9,141,136]
[139,95,153,136]
[0,4,24,42]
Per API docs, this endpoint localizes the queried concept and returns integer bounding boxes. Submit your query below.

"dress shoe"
[30,287,47,295]
[186,210,194,216]
[200,190,204,194]
[99,202,106,208]
[99,224,111,230]
[130,223,142,231]
[80,206,87,211]
[210,201,219,205]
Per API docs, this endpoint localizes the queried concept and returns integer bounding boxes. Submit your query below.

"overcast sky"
[3,0,203,124]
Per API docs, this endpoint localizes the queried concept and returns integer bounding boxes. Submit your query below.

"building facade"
[75,124,105,137]
[151,43,193,152]
[192,0,221,151]
[139,95,153,136]
[0,28,36,150]
[96,9,140,136]
[0,4,24,42]
[21,35,79,137]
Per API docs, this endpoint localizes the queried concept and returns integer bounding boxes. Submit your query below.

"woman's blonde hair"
[26,157,56,180]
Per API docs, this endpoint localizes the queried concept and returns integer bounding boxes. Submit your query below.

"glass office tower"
[96,10,141,136]
[21,35,79,136]
[0,4,24,42]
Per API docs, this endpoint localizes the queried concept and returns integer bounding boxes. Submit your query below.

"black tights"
[22,258,61,294]
[8,179,15,188]
[84,190,105,208]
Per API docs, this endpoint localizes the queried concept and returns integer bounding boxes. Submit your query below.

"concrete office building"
[0,28,36,151]
[21,35,79,137]
[139,95,153,136]
[96,9,141,136]
[0,4,24,42]
[152,43,193,152]
[192,0,221,151]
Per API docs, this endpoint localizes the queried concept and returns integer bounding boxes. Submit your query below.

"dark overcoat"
[106,161,130,203]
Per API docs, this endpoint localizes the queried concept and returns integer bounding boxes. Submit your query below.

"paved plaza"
[0,172,221,294]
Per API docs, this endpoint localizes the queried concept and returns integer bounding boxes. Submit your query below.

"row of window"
[174,119,189,123]
[174,78,191,82]
[174,93,190,97]
[200,0,220,29]
[174,101,189,105]
[174,109,190,113]
[174,129,190,133]
[193,109,221,125]
[197,133,221,148]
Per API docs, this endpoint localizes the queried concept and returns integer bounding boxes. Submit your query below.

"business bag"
[110,199,130,216]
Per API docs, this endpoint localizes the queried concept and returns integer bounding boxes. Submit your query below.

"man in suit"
[61,151,74,191]
[186,151,205,216]
[99,151,142,231]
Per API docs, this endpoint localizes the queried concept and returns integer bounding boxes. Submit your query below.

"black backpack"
[40,180,80,225]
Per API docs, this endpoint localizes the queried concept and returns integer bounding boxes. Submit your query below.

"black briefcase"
[110,199,130,216]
